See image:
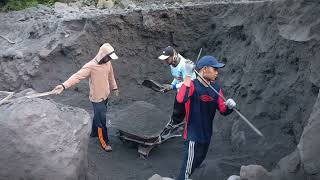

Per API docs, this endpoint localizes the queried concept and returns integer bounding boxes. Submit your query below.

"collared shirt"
[170,54,196,91]
[63,59,117,102]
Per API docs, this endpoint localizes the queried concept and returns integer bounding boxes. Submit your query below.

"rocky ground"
[0,0,320,179]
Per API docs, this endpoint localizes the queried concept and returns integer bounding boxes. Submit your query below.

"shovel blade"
[142,79,164,92]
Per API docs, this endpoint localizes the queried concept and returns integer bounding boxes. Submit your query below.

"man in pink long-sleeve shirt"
[53,43,119,152]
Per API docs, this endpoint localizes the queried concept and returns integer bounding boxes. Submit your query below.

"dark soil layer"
[110,101,170,138]
[0,0,319,179]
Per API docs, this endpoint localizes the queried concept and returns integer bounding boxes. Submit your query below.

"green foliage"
[1,0,57,11]
[38,0,56,6]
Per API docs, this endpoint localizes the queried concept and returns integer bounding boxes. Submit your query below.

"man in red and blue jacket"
[176,55,236,180]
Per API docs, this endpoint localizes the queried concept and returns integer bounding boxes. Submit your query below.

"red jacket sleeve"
[177,81,195,103]
[217,88,233,115]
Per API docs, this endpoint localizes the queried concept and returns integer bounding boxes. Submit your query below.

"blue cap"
[196,55,225,69]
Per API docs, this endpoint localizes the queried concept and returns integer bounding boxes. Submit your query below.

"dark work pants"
[91,99,109,147]
[171,94,186,124]
[176,141,210,180]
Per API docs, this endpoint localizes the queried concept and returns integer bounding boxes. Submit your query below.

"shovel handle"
[25,91,55,98]
[233,108,264,137]
[0,91,15,105]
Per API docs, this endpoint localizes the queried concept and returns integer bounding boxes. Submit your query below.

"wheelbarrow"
[110,101,184,157]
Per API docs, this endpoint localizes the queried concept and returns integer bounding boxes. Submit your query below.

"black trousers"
[171,94,186,124]
[176,141,210,180]
[91,100,110,148]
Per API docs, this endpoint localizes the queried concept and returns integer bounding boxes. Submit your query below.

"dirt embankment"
[0,0,319,179]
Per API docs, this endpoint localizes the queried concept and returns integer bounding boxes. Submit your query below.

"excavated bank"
[0,0,319,179]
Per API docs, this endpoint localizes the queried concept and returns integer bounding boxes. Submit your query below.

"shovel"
[24,91,56,99]
[142,79,165,92]
[0,90,56,105]
[0,91,14,105]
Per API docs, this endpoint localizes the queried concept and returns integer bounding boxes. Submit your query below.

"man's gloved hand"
[185,60,195,77]
[225,99,236,109]
[160,84,173,92]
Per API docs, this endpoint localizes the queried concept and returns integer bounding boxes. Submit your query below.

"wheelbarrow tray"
[111,101,170,139]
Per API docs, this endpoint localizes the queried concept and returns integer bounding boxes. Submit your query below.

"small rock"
[38,48,52,60]
[54,2,78,13]
[148,174,178,180]
[148,174,162,180]
[240,165,272,180]
[97,0,115,9]
[118,0,136,9]
[15,51,24,59]
[227,175,241,180]
[2,49,23,60]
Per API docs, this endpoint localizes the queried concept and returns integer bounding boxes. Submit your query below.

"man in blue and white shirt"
[158,46,196,127]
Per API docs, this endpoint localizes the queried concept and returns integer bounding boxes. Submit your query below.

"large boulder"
[298,89,320,178]
[266,90,320,180]
[0,92,90,180]
[270,149,306,180]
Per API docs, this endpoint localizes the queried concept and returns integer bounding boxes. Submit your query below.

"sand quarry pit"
[0,0,320,179]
